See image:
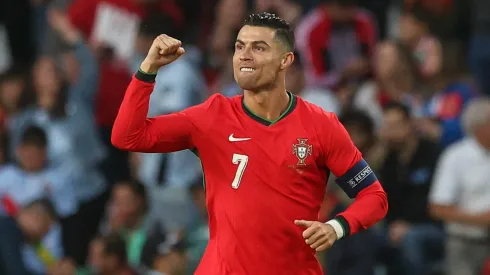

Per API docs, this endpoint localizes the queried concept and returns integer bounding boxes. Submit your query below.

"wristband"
[325,219,344,240]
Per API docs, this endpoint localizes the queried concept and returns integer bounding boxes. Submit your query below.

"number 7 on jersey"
[231,153,248,189]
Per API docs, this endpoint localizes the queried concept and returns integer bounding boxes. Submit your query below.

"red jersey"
[112,72,388,275]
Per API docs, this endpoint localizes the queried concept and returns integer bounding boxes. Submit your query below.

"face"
[374,43,399,80]
[380,109,412,147]
[88,239,105,273]
[17,144,47,172]
[399,14,425,43]
[0,77,25,112]
[19,206,53,242]
[33,57,62,110]
[233,25,292,91]
[110,183,143,226]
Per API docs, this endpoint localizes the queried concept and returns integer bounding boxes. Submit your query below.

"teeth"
[240,68,255,72]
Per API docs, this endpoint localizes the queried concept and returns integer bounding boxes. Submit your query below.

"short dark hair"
[101,233,128,264]
[243,12,295,52]
[339,109,375,136]
[116,179,148,212]
[21,126,47,148]
[383,101,411,120]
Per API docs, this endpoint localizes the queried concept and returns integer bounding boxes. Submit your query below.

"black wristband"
[135,69,157,83]
[335,215,351,239]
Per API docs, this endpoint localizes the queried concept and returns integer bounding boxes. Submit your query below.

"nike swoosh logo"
[228,134,251,142]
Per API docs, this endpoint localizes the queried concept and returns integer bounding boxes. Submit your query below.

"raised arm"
[112,34,199,153]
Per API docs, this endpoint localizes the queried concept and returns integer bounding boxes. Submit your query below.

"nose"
[239,48,253,62]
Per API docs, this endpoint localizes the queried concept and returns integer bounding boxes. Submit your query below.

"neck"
[243,86,290,122]
[397,135,419,164]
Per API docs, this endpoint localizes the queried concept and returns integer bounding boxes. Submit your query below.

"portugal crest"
[292,138,313,166]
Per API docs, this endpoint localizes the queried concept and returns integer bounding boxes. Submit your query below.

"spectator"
[377,102,444,275]
[354,41,423,128]
[140,231,188,275]
[399,3,443,79]
[295,0,377,89]
[83,233,137,275]
[0,125,76,217]
[406,44,476,147]
[429,98,490,275]
[340,108,384,169]
[0,65,32,119]
[101,180,149,268]
[0,198,57,275]
[7,9,107,265]
[287,52,340,114]
[0,125,78,274]
[185,180,209,274]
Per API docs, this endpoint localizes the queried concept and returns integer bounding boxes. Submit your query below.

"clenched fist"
[295,220,338,252]
[140,34,185,74]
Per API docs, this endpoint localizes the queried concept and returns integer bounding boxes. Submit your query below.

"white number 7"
[231,153,249,189]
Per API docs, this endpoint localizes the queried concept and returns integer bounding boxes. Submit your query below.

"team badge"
[292,138,312,166]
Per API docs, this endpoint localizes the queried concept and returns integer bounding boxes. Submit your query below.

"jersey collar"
[241,91,297,126]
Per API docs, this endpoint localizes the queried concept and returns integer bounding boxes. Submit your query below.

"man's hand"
[388,220,411,244]
[140,34,185,74]
[295,220,337,251]
[47,8,80,44]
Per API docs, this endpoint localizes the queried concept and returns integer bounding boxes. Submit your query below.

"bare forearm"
[430,204,490,226]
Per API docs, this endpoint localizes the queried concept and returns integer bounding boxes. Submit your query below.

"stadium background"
[0,0,489,274]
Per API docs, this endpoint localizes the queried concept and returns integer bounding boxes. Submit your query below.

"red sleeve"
[111,71,215,153]
[356,10,378,57]
[321,112,388,236]
[307,27,327,76]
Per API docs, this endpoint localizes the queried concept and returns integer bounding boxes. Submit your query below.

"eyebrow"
[235,39,270,47]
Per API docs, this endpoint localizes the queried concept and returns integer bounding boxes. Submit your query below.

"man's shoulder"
[0,164,21,178]
[440,138,476,161]
[297,96,337,122]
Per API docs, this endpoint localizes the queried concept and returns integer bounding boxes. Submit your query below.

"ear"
[280,52,295,70]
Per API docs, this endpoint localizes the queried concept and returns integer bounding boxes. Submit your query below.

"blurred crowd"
[0,0,490,274]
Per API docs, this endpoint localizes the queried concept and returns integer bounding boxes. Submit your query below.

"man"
[112,12,388,274]
[85,233,137,275]
[140,231,187,275]
[377,102,444,275]
[0,199,57,275]
[429,98,490,275]
[100,180,149,267]
[295,0,376,89]
[0,125,76,274]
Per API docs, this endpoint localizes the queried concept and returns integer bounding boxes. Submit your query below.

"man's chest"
[194,116,328,195]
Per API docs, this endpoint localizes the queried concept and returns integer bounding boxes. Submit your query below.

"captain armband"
[335,159,377,198]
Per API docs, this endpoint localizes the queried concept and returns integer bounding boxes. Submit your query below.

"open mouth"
[240,67,255,72]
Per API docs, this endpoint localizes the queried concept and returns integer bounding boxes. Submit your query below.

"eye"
[254,46,265,52]
[235,44,244,51]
